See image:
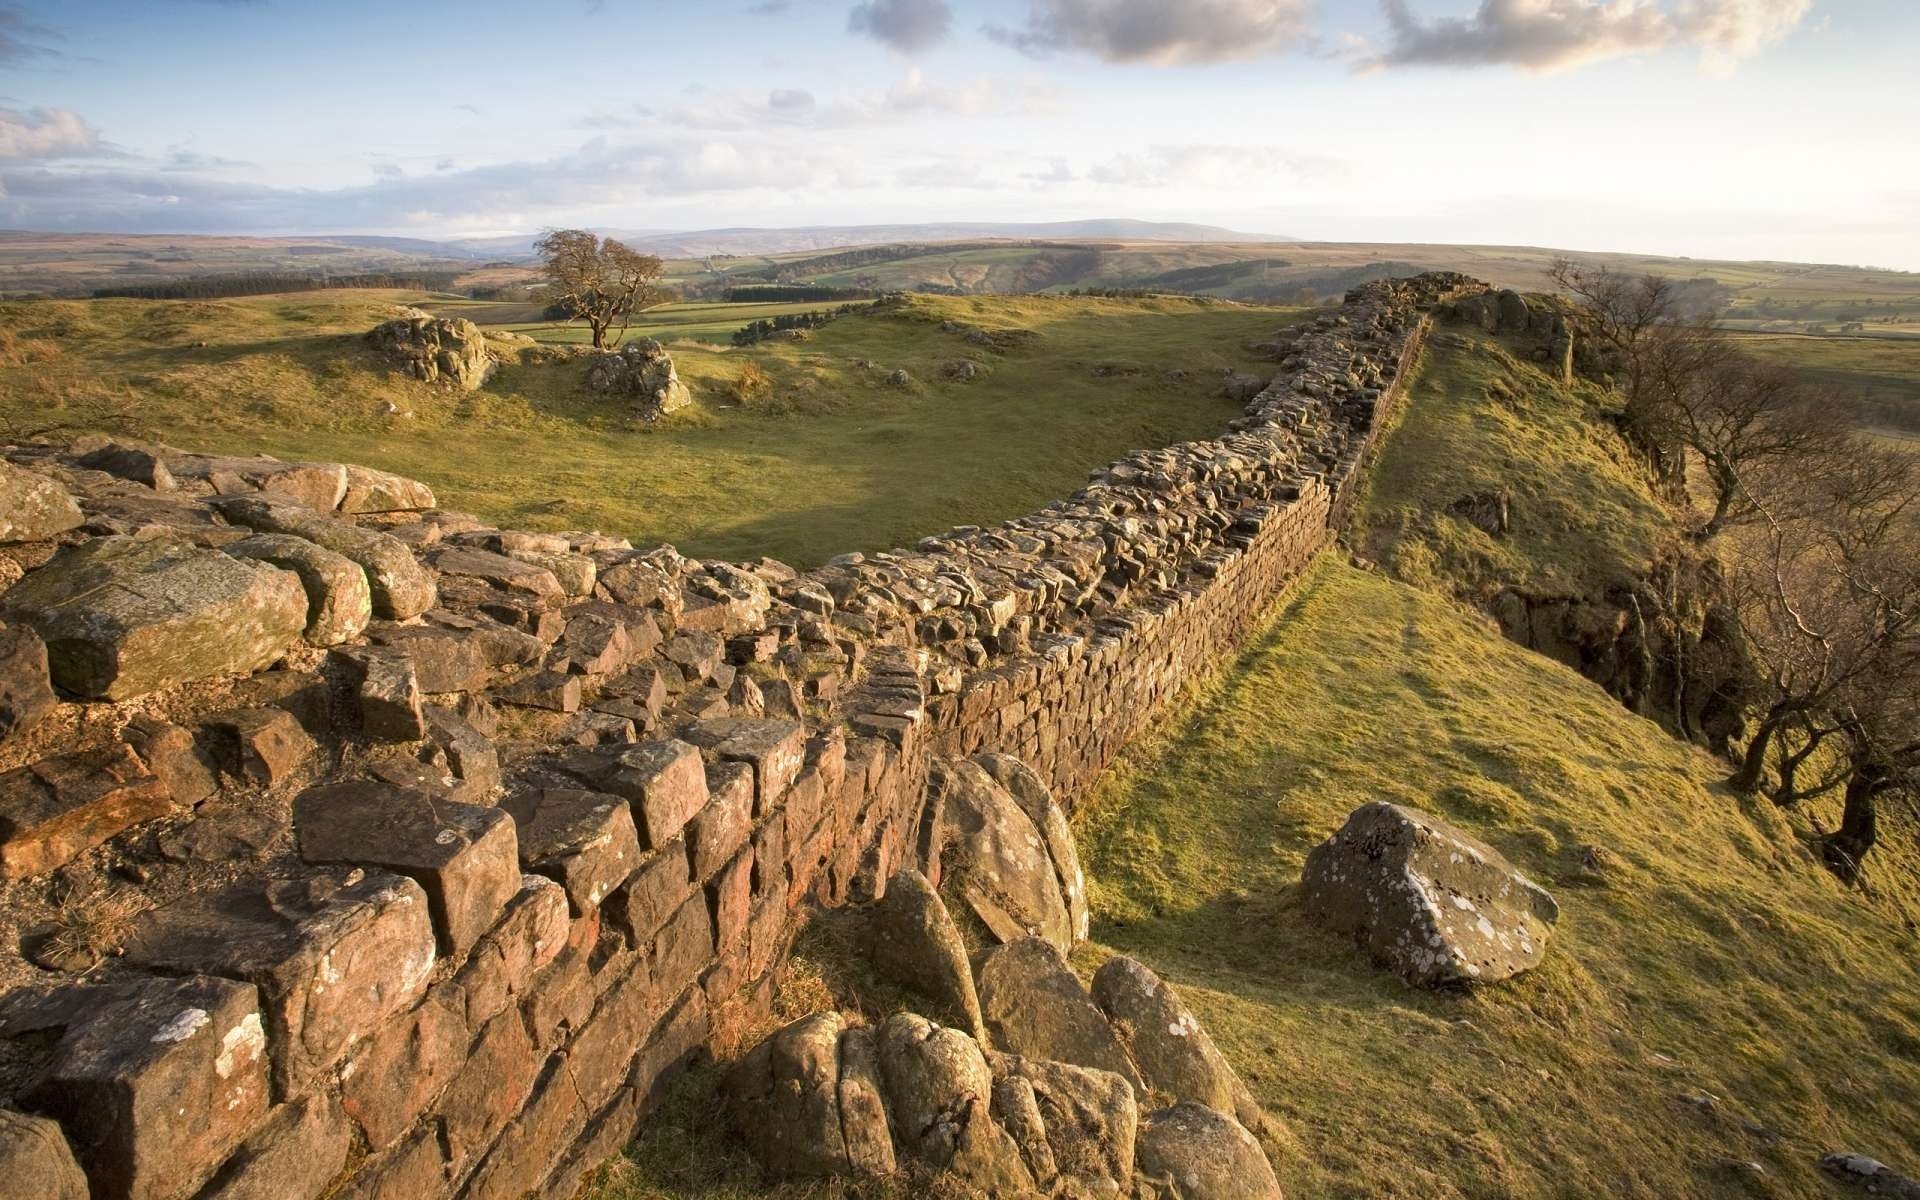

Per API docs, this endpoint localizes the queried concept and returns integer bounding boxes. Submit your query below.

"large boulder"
[992,1053,1137,1194]
[0,462,83,544]
[1,534,309,700]
[1301,802,1558,986]
[585,338,691,422]
[875,1012,1033,1192]
[366,313,492,391]
[867,869,985,1039]
[975,936,1143,1094]
[1134,1102,1282,1200]
[973,752,1088,944]
[224,534,373,647]
[933,757,1076,953]
[1092,956,1266,1133]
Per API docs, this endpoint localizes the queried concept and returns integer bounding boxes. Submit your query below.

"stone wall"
[0,273,1476,1200]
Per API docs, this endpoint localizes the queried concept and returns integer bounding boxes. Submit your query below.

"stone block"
[124,869,436,1097]
[689,762,753,879]
[122,716,218,808]
[0,622,56,745]
[507,788,642,914]
[709,849,752,954]
[449,873,570,1029]
[425,546,562,600]
[24,974,271,1200]
[435,1011,540,1175]
[683,719,806,816]
[207,707,316,787]
[218,498,435,620]
[593,739,708,849]
[0,743,173,879]
[495,669,581,713]
[195,1094,350,1200]
[605,840,693,947]
[0,462,84,543]
[295,780,520,957]
[336,647,426,742]
[223,533,372,647]
[653,891,715,1000]
[1,534,308,700]
[338,997,465,1150]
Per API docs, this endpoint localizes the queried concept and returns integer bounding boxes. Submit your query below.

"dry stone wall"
[0,273,1477,1200]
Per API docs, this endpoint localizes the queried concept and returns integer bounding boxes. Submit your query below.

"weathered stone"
[218,498,436,620]
[164,453,348,512]
[875,1012,1033,1190]
[196,1094,351,1200]
[207,706,317,786]
[869,868,984,1040]
[124,869,436,1096]
[605,840,692,946]
[345,647,426,741]
[422,702,501,802]
[837,1025,897,1178]
[1821,1153,1920,1200]
[122,717,217,808]
[586,739,709,849]
[338,998,465,1150]
[973,751,1088,945]
[224,533,372,646]
[976,936,1142,1093]
[586,338,691,421]
[683,718,805,815]
[0,461,84,543]
[1133,1103,1282,1200]
[935,758,1073,952]
[506,788,641,914]
[495,669,581,713]
[155,806,281,864]
[449,873,569,1029]
[0,743,173,879]
[726,1011,849,1178]
[295,780,520,955]
[364,617,542,693]
[74,441,174,490]
[689,762,753,880]
[994,1052,1138,1192]
[652,891,714,998]
[1301,802,1558,986]
[433,1010,540,1172]
[1,534,308,700]
[24,974,271,1200]
[339,464,435,514]
[0,1108,88,1200]
[0,622,55,743]
[426,546,563,600]
[549,611,635,676]
[366,313,492,391]
[1092,957,1264,1131]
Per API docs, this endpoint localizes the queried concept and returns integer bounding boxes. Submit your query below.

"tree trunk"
[1821,761,1891,883]
[1730,704,1790,793]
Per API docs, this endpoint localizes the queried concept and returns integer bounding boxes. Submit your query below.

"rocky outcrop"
[1136,1102,1283,1200]
[584,338,692,422]
[866,868,985,1038]
[1301,802,1558,986]
[0,462,83,544]
[1092,956,1266,1133]
[366,312,492,391]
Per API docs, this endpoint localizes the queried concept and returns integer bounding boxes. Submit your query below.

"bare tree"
[1723,440,1920,879]
[1548,257,1682,476]
[533,229,665,349]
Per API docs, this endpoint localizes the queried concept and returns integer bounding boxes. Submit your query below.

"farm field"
[0,288,1293,565]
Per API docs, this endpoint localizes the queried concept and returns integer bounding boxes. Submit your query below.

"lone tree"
[533,229,664,349]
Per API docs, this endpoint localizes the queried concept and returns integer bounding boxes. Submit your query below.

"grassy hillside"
[1355,326,1670,600]
[1076,557,1920,1200]
[0,289,1293,565]
[1731,331,1920,435]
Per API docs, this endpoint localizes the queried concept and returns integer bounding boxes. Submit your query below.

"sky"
[1,0,1916,269]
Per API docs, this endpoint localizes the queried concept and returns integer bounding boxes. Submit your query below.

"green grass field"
[0,289,1295,565]
[1730,331,1920,434]
[1074,556,1920,1200]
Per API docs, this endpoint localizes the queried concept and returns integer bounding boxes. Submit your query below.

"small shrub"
[729,361,773,405]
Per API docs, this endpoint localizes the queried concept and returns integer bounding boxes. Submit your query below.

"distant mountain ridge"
[445,220,1292,260]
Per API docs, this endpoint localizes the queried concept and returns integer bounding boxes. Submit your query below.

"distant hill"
[447,220,1290,261]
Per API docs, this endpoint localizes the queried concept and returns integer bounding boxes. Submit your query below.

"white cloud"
[986,0,1313,65]
[1368,0,1813,75]
[1084,144,1344,189]
[581,70,1059,132]
[0,106,107,160]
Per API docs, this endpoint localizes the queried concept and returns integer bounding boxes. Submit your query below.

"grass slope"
[1077,557,1920,1200]
[1356,327,1669,599]
[0,290,1295,566]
